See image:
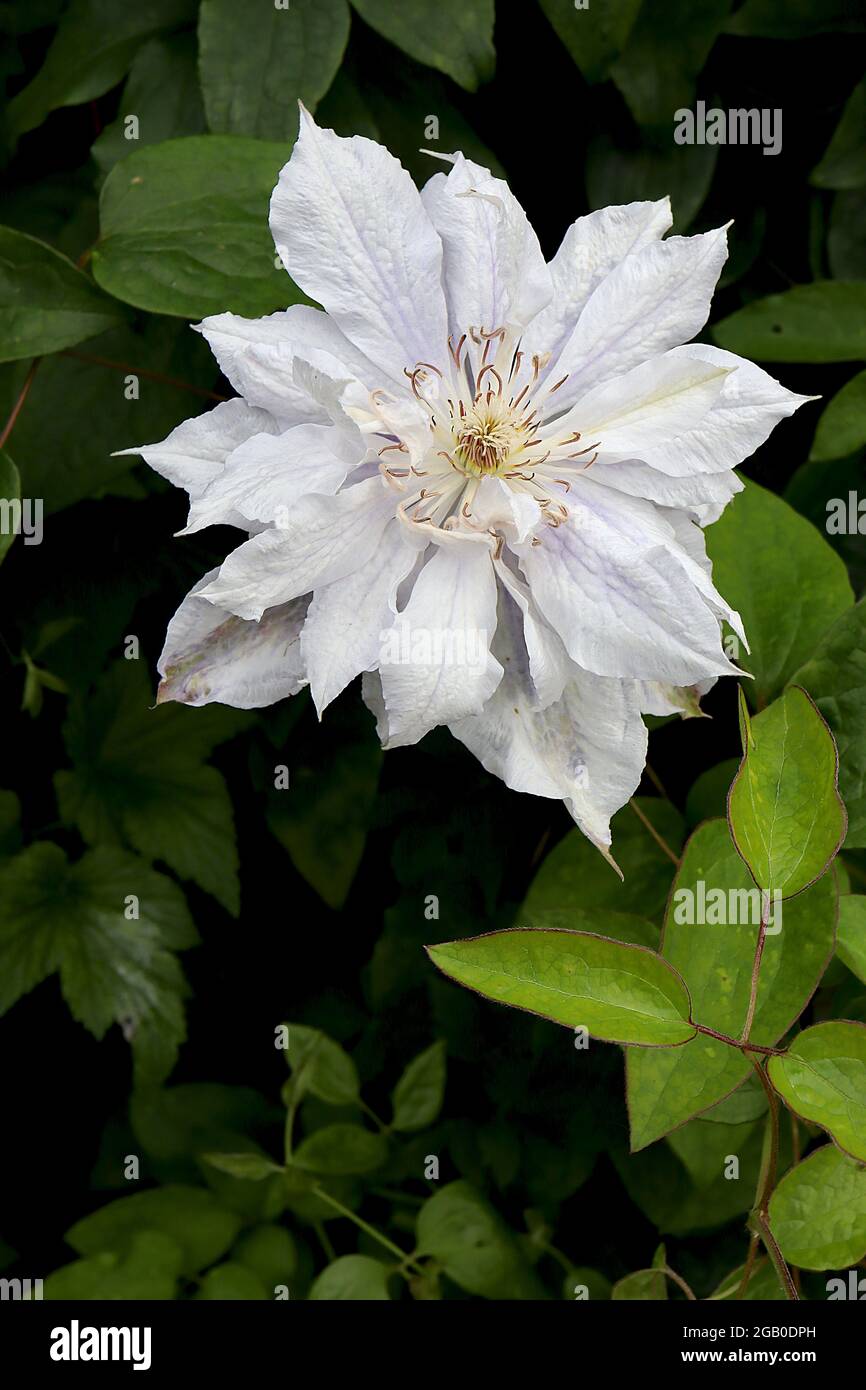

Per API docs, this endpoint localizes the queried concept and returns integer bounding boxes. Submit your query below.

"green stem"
[629,798,680,867]
[744,1055,798,1301]
[310,1184,426,1275]
[693,1022,786,1057]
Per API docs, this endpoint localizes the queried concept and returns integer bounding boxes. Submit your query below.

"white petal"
[591,457,743,519]
[182,422,363,535]
[493,557,571,708]
[301,521,419,715]
[380,540,503,746]
[527,198,672,362]
[548,225,730,407]
[469,476,541,544]
[421,154,552,334]
[269,108,448,380]
[157,569,308,708]
[633,677,716,719]
[199,475,396,620]
[117,398,278,506]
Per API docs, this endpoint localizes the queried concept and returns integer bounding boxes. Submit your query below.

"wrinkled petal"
[591,457,743,520]
[494,557,571,708]
[200,475,396,620]
[301,521,419,715]
[270,108,448,380]
[157,569,308,708]
[380,539,502,747]
[633,676,716,719]
[421,154,552,335]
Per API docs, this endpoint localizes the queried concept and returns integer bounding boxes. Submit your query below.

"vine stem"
[661,1266,697,1301]
[743,1054,799,1301]
[310,1183,426,1276]
[740,896,771,1044]
[693,1022,786,1057]
[629,798,680,866]
[0,357,41,450]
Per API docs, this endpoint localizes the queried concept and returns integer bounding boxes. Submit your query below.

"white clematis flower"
[124,109,811,866]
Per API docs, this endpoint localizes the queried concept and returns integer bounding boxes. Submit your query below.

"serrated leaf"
[416,1181,545,1300]
[44,1230,183,1301]
[0,226,125,362]
[712,282,866,362]
[199,0,349,142]
[283,1023,360,1107]
[704,481,854,706]
[291,1123,388,1176]
[769,1020,866,1159]
[728,686,846,897]
[539,0,641,84]
[838,896,866,983]
[390,1040,446,1132]
[769,1144,866,1270]
[792,598,866,846]
[427,928,695,1046]
[92,136,308,319]
[309,1254,392,1301]
[66,1185,241,1278]
[350,0,495,92]
[627,819,836,1150]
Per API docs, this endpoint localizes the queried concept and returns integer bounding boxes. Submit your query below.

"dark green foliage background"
[0,0,864,1300]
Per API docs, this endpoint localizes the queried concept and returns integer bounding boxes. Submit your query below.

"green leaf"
[711,1258,786,1301]
[391,1040,446,1132]
[0,842,194,1085]
[44,1231,183,1300]
[92,34,207,177]
[627,819,837,1150]
[812,79,866,190]
[810,367,866,461]
[195,1262,269,1299]
[0,451,21,566]
[66,1185,241,1278]
[198,0,349,142]
[712,282,866,363]
[610,0,732,129]
[56,662,248,914]
[521,906,660,951]
[233,1224,298,1289]
[539,0,642,84]
[587,134,716,234]
[611,1244,668,1300]
[416,1182,545,1300]
[791,598,866,847]
[524,797,685,923]
[728,686,846,897]
[769,1144,866,1270]
[6,0,198,138]
[705,480,854,705]
[283,1023,360,1107]
[0,226,125,362]
[829,189,866,280]
[309,1254,392,1301]
[685,759,740,828]
[92,136,307,319]
[768,1020,866,1160]
[726,0,866,38]
[427,928,695,1047]
[202,1152,284,1181]
[291,1123,388,1176]
[350,0,495,92]
[838,896,866,984]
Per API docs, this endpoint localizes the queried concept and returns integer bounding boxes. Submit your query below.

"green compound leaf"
[0,226,125,362]
[768,1020,866,1160]
[627,819,836,1151]
[92,136,308,319]
[427,928,695,1047]
[768,1144,866,1271]
[792,598,866,847]
[309,1254,392,1301]
[66,1185,241,1279]
[838,896,866,984]
[350,0,495,92]
[712,282,866,362]
[704,481,854,707]
[416,1181,545,1300]
[199,0,349,142]
[390,1039,447,1132]
[728,686,847,897]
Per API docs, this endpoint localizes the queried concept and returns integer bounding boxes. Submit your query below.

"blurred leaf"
[0,842,194,1084]
[792,598,866,847]
[291,1123,388,1176]
[0,788,21,855]
[729,686,846,897]
[56,662,249,914]
[350,0,494,92]
[203,1152,284,1181]
[586,132,716,232]
[7,0,198,137]
[427,928,696,1046]
[705,480,854,706]
[811,79,866,190]
[627,819,837,1150]
[92,33,206,177]
[769,1144,866,1270]
[390,1039,446,1132]
[711,1258,785,1300]
[283,1023,360,1107]
[309,1253,392,1300]
[44,1230,183,1300]
[726,0,866,37]
[610,0,732,129]
[314,68,380,141]
[768,1020,866,1159]
[829,189,866,280]
[416,1181,545,1299]
[233,1224,298,1289]
[130,1082,277,1175]
[0,226,124,362]
[66,1184,241,1278]
[195,1262,269,1299]
[712,282,866,362]
[198,0,349,142]
[810,367,866,460]
[539,0,641,83]
[0,450,20,565]
[838,895,866,984]
[92,136,307,319]
[685,758,739,828]
[611,1244,667,1299]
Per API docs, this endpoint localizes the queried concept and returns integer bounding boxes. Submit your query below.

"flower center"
[453,397,525,476]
